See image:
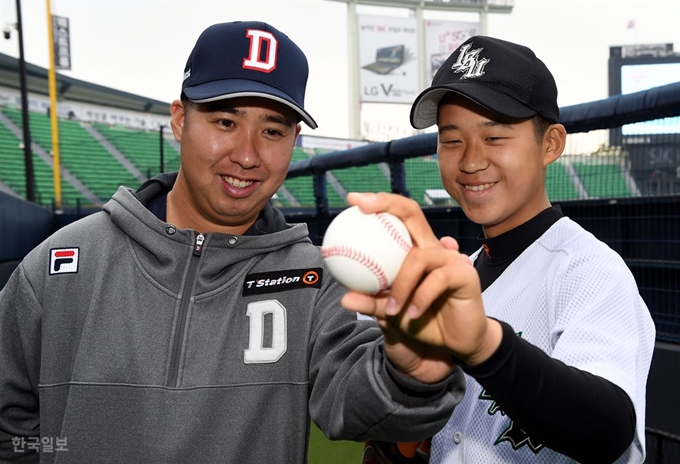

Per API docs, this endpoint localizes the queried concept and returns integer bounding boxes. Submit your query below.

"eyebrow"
[438,120,514,135]
[209,106,294,128]
[264,114,294,128]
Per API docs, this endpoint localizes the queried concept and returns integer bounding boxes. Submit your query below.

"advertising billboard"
[609,44,680,138]
[358,15,419,103]
[424,20,480,84]
[52,15,72,71]
[620,62,680,135]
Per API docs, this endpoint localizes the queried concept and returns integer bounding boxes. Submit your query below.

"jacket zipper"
[168,232,204,387]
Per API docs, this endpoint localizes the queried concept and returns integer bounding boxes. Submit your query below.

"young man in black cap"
[349,36,655,463]
[0,21,466,463]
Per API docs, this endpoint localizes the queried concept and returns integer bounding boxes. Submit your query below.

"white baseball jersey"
[431,217,656,463]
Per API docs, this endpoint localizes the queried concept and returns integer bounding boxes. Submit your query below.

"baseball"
[321,206,413,295]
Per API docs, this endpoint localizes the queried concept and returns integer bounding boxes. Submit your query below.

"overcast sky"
[0,0,678,140]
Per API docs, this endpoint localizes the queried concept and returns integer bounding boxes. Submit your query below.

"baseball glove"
[362,439,430,463]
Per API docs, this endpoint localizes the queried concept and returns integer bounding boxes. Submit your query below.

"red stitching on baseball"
[321,245,389,292]
[375,213,412,253]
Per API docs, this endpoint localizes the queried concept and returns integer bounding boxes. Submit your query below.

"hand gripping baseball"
[321,205,413,295]
[341,193,502,383]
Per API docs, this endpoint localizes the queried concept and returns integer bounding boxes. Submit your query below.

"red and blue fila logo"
[49,248,79,275]
[242,29,278,73]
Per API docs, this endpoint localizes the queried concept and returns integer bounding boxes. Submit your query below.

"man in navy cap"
[0,21,465,463]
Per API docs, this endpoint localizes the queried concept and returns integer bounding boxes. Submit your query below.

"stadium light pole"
[14,0,35,203]
[159,125,165,174]
[45,0,63,210]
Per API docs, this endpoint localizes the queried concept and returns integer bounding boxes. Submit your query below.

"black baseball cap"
[182,21,317,129]
[410,35,559,129]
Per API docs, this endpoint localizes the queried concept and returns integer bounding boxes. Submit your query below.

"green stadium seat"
[405,156,449,206]
[572,161,632,198]
[92,122,181,177]
[1,105,143,204]
[547,161,580,201]
[0,117,84,206]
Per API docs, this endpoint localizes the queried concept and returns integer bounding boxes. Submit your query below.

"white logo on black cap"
[451,43,489,79]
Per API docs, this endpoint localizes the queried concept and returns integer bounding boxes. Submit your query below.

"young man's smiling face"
[169,96,301,234]
[436,93,565,238]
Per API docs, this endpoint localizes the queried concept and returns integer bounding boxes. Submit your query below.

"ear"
[169,99,186,142]
[542,123,567,167]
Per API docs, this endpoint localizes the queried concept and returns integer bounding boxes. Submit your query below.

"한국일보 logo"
[49,248,79,275]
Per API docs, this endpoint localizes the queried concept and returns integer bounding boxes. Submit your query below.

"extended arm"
[0,265,42,463]
[307,281,464,443]
[464,320,635,464]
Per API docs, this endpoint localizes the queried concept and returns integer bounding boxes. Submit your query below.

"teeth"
[223,176,253,188]
[465,183,494,192]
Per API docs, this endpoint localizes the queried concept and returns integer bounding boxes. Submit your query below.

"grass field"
[307,421,364,463]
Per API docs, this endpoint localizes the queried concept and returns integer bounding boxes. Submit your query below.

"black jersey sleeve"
[460,320,636,464]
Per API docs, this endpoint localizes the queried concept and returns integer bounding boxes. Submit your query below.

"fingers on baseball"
[341,291,387,317]
[390,249,475,320]
[347,192,440,248]
[405,269,458,320]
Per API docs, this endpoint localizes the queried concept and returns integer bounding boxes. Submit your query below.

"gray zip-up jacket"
[0,174,464,463]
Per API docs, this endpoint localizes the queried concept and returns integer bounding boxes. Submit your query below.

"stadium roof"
[0,51,171,116]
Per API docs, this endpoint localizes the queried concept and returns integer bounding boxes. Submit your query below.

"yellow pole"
[46,0,62,209]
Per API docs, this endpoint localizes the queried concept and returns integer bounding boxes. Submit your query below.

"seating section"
[329,164,391,206]
[547,161,580,201]
[92,123,180,177]
[281,147,347,208]
[283,147,392,208]
[0,106,638,208]
[2,106,141,202]
[572,161,632,198]
[280,148,316,207]
[0,123,83,205]
[404,156,450,206]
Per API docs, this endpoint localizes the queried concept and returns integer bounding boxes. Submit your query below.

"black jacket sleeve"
[461,320,636,464]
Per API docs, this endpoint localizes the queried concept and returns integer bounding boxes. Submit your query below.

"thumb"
[440,236,460,251]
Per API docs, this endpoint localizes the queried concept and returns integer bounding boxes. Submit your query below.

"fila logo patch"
[242,29,278,73]
[49,248,79,275]
[243,268,322,296]
[451,43,489,79]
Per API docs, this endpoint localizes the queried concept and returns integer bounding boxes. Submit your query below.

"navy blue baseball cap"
[182,21,317,129]
[410,35,559,129]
